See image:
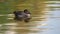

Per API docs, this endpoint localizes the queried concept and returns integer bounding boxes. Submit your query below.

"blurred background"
[0,0,60,34]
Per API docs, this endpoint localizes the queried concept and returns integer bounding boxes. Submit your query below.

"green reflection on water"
[0,0,47,34]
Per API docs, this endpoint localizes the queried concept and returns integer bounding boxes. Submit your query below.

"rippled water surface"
[0,1,60,34]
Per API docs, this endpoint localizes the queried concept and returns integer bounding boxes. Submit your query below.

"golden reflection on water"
[14,11,47,34]
[0,0,48,34]
[0,8,47,34]
[0,0,60,34]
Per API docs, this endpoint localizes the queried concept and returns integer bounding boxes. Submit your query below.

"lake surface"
[0,1,60,34]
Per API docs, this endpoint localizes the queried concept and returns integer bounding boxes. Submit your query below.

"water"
[0,1,60,34]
